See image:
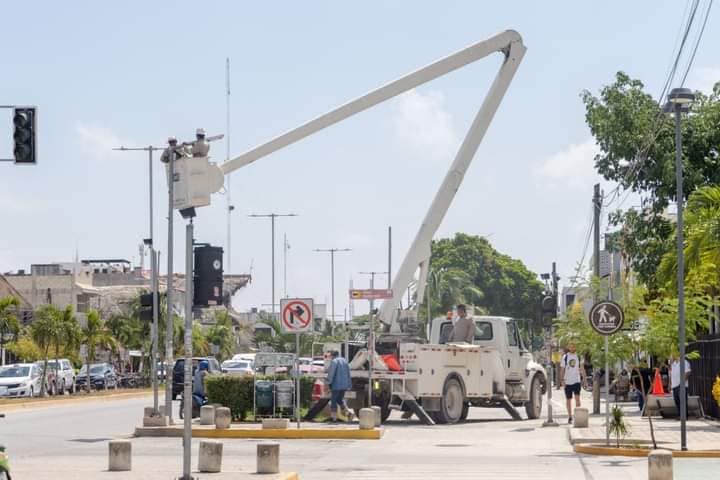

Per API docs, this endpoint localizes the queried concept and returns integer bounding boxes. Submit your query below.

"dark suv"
[172,357,221,399]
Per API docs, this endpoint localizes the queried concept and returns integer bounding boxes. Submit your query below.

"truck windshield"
[439,321,493,343]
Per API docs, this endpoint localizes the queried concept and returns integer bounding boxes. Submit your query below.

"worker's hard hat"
[168,136,177,143]
[196,128,206,136]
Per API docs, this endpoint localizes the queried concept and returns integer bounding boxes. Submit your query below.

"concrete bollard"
[143,406,154,417]
[108,440,132,472]
[215,407,231,429]
[648,450,673,480]
[257,442,280,474]
[200,405,216,425]
[262,418,289,429]
[358,408,375,430]
[198,440,223,473]
[573,408,589,428]
[371,406,382,427]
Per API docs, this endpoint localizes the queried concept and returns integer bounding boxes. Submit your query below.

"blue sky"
[1,1,718,317]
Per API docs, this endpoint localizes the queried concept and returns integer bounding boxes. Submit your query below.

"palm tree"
[81,309,117,392]
[30,304,62,397]
[0,297,21,365]
[53,306,81,385]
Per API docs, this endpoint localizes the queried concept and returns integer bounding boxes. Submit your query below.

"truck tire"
[525,375,543,420]
[437,377,464,424]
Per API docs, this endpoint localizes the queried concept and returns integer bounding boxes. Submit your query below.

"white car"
[0,364,43,398]
[221,360,254,376]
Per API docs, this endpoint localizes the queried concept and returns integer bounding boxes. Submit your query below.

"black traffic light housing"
[139,293,155,322]
[541,295,557,328]
[13,107,37,165]
[193,245,224,308]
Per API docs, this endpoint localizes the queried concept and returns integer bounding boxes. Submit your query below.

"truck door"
[505,319,523,381]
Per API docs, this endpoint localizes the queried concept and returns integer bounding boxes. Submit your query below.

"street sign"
[589,300,624,335]
[349,288,393,300]
[280,298,314,333]
[255,352,296,368]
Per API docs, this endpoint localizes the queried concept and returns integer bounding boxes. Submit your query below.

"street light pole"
[666,87,695,451]
[314,248,351,333]
[359,271,387,406]
[112,145,163,416]
[249,213,297,318]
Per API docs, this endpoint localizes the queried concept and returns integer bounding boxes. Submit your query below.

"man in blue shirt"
[327,349,353,423]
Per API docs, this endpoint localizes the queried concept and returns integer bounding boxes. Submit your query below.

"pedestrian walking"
[559,343,585,424]
[327,349,353,423]
[630,361,652,412]
[669,351,691,419]
[448,304,475,343]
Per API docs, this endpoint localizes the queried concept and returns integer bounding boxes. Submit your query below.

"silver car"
[0,364,43,398]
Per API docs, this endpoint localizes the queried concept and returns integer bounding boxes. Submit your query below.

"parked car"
[231,353,256,366]
[0,364,43,398]
[172,357,221,400]
[76,363,119,390]
[45,359,76,394]
[221,360,254,375]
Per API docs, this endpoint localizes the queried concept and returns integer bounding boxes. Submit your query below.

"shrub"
[206,374,316,420]
[713,375,720,408]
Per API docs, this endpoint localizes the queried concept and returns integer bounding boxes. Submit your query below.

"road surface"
[1,393,717,479]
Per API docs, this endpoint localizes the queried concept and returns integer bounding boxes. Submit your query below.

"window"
[507,320,518,347]
[474,321,493,341]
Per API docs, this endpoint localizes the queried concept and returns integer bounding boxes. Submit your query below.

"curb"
[0,389,153,411]
[135,426,384,440]
[573,444,720,458]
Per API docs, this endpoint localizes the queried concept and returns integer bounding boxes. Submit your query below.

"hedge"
[206,374,315,421]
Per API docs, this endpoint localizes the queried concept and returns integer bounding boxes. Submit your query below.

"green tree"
[582,72,720,294]
[205,311,235,360]
[6,331,42,362]
[81,309,117,391]
[30,304,62,396]
[0,296,21,362]
[429,233,544,320]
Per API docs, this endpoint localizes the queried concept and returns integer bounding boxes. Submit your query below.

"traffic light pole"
[112,145,163,416]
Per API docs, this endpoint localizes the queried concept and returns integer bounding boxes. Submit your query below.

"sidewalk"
[559,389,720,452]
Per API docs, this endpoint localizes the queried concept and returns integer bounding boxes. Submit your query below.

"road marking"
[343,464,556,479]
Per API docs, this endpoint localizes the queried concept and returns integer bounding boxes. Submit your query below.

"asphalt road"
[1,394,717,479]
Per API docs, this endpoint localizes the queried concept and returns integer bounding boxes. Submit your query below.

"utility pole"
[283,234,289,298]
[387,226,392,289]
[249,213,297,318]
[226,57,234,276]
[542,263,559,427]
[314,248,351,333]
[112,145,163,416]
[359,271,388,407]
[165,145,176,423]
[181,218,194,480]
[592,183,602,415]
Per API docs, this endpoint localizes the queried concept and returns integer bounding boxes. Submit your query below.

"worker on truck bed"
[448,304,475,343]
[327,349,353,423]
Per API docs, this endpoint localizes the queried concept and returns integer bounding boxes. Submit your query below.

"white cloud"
[534,138,600,189]
[392,89,458,160]
[688,67,720,94]
[76,123,125,158]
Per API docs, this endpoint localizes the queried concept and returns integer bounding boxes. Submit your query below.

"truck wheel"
[525,375,543,420]
[437,377,464,424]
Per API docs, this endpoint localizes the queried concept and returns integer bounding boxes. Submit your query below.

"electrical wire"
[681,0,714,86]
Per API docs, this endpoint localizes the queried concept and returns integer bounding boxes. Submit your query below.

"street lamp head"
[668,87,695,105]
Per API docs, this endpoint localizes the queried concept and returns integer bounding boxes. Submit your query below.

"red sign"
[280,298,313,333]
[349,289,393,300]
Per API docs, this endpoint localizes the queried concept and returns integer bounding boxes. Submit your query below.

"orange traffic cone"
[651,368,665,395]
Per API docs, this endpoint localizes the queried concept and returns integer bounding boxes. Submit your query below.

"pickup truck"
[312,316,546,425]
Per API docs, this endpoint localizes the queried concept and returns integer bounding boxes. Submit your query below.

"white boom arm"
[219,30,526,331]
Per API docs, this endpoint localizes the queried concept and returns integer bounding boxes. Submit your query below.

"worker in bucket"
[327,349,353,423]
[449,304,475,343]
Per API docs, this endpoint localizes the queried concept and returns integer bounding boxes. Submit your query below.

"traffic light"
[541,295,557,327]
[13,107,37,164]
[139,293,154,322]
[194,245,224,307]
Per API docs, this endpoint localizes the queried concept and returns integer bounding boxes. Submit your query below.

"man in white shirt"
[559,343,585,424]
[670,352,691,418]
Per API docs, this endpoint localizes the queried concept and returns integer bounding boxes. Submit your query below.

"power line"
[681,0,714,86]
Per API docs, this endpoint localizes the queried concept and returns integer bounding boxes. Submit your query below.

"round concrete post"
[198,440,223,473]
[108,440,132,472]
[648,450,673,480]
[200,405,216,425]
[573,407,589,428]
[215,407,231,429]
[257,442,280,474]
[371,406,382,426]
[358,408,375,430]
